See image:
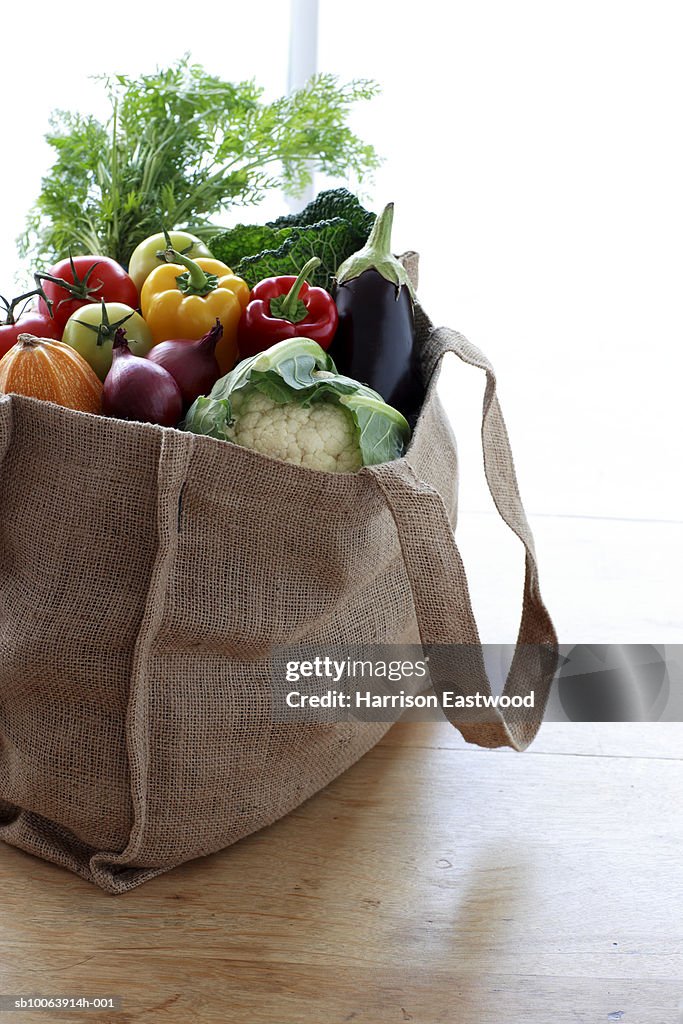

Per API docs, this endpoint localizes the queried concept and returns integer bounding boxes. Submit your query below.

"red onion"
[103,328,182,427]
[147,318,223,406]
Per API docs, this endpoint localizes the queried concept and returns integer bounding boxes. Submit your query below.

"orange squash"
[0,333,102,414]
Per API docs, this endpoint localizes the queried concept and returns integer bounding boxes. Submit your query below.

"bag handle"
[368,324,558,750]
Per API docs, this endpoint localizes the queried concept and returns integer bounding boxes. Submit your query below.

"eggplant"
[329,203,424,423]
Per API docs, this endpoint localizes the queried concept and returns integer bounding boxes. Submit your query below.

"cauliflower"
[182,336,410,472]
[228,390,363,473]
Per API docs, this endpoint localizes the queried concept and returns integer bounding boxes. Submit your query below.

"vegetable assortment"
[0,191,424,473]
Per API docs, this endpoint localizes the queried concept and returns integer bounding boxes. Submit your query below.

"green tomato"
[128,231,212,292]
[62,302,153,381]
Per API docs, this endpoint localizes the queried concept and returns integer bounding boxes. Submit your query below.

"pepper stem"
[279,257,320,321]
[155,226,196,264]
[165,247,217,297]
[268,257,321,324]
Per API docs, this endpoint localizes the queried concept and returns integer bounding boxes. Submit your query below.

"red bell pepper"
[237,257,338,357]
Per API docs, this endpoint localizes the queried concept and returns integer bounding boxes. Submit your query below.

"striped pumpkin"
[0,334,102,414]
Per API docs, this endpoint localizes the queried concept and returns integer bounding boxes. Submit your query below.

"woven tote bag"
[0,275,557,893]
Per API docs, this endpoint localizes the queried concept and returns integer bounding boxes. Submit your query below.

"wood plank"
[383,720,683,759]
[0,730,681,1023]
[0,958,680,1024]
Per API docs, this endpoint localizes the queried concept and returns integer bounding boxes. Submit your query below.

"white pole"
[287,0,319,210]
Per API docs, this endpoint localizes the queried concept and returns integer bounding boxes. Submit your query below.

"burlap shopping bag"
[0,285,557,893]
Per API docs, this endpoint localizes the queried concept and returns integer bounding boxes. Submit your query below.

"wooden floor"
[0,720,681,1024]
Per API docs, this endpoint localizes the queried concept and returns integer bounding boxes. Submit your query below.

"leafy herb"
[209,188,376,289]
[20,57,380,269]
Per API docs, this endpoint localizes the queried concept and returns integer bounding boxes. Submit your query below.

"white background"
[317,1,683,524]
[0,0,680,640]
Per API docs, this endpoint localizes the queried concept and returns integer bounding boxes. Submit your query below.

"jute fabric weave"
[0,279,556,892]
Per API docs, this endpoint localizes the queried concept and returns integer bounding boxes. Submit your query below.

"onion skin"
[103,329,182,427]
[147,318,223,407]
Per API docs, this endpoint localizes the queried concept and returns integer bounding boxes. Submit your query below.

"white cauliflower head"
[228,391,362,473]
[182,337,410,472]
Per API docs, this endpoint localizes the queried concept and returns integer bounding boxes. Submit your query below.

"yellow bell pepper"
[141,248,250,374]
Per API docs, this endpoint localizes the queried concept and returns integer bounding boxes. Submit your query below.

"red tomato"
[37,255,139,333]
[0,308,60,360]
[0,312,61,359]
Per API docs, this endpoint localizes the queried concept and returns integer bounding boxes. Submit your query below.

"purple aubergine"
[329,202,424,423]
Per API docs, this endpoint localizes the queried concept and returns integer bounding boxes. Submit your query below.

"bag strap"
[90,428,195,892]
[368,325,558,750]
